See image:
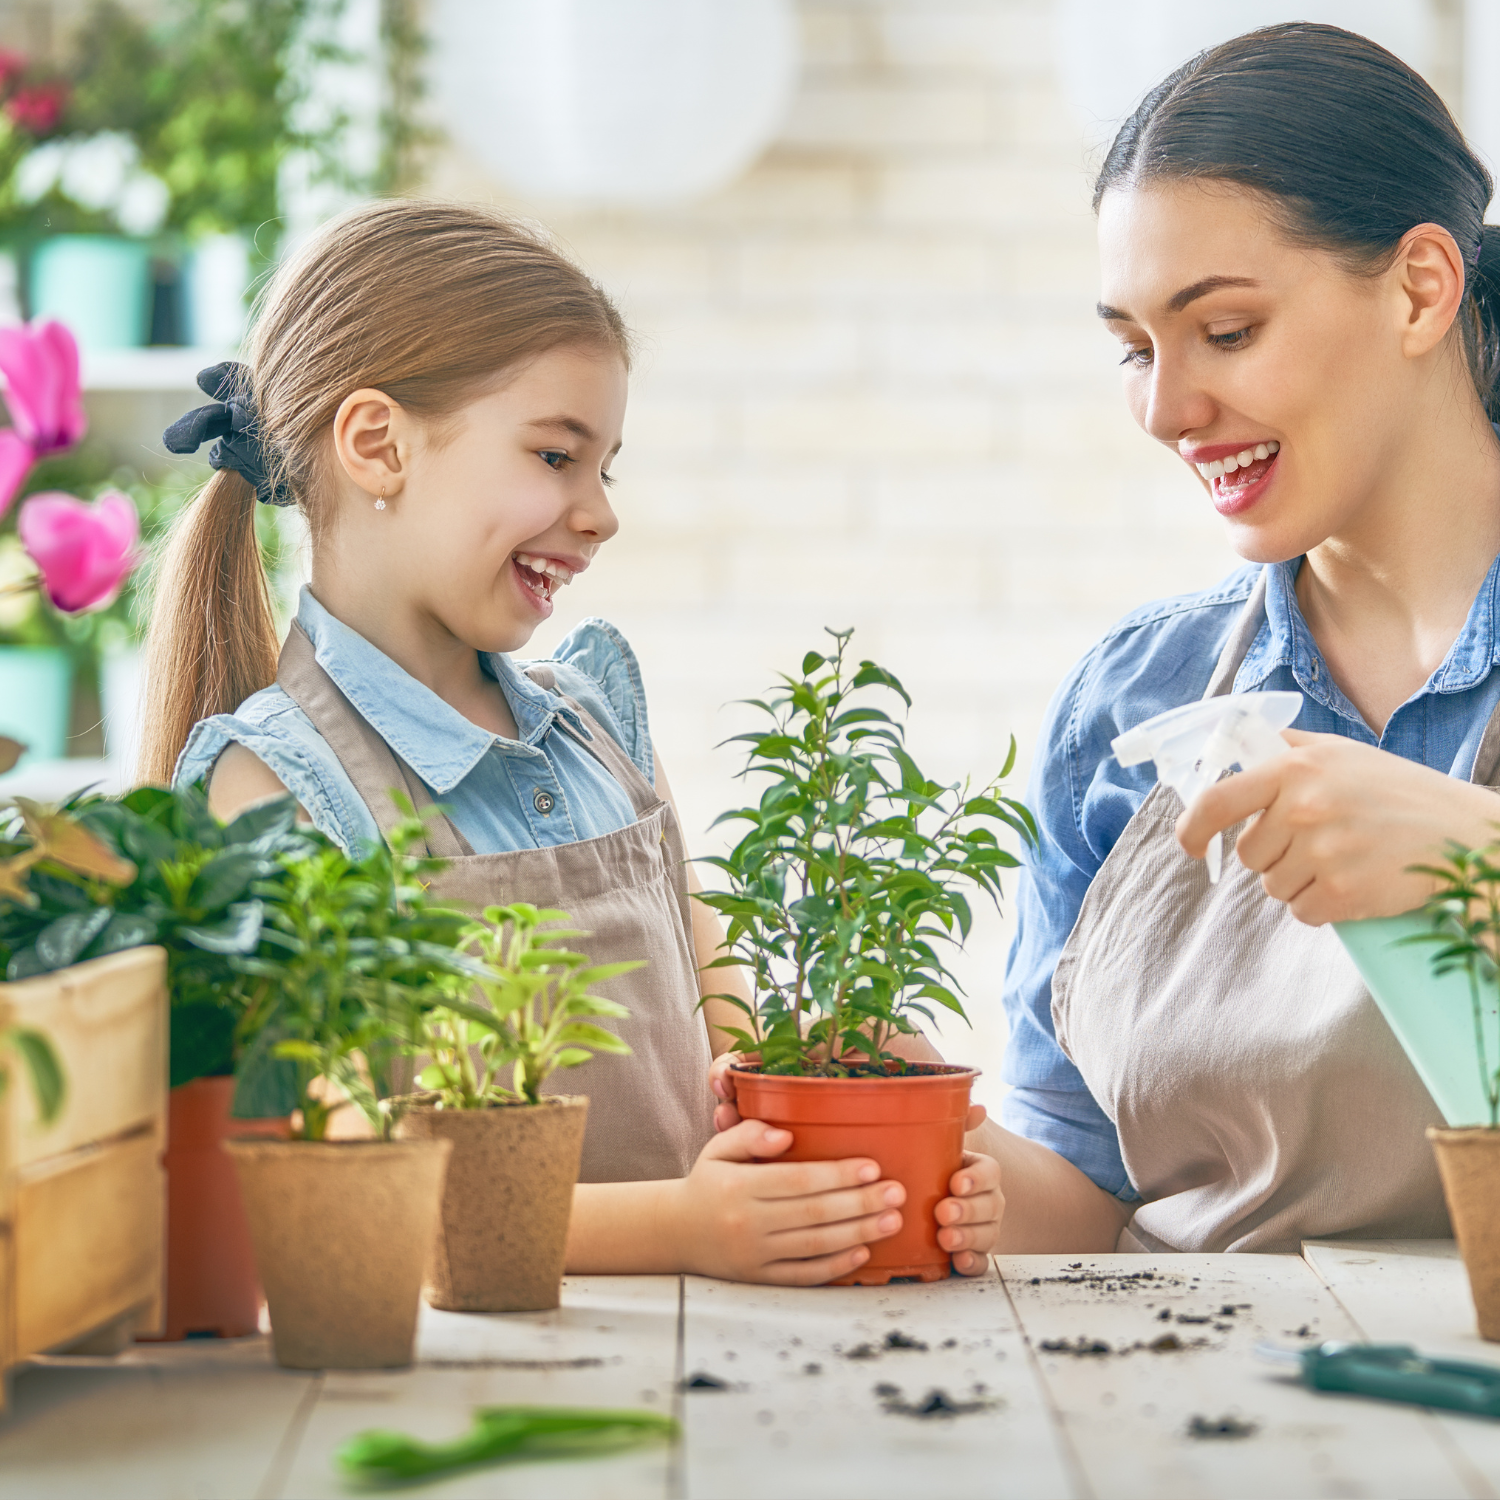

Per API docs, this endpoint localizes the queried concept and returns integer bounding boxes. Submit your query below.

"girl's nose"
[1142,356,1218,447]
[570,485,619,543]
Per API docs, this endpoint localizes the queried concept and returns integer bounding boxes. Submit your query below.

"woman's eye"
[539,449,573,471]
[1208,326,1254,351]
[1119,345,1153,368]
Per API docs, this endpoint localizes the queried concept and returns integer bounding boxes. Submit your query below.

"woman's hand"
[1176,728,1500,925]
[708,1055,1002,1275]
[664,1119,906,1285]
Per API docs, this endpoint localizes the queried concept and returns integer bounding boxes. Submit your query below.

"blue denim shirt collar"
[296,588,592,794]
[1234,554,1500,719]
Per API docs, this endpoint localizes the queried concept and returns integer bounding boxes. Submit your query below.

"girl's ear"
[332,388,411,499]
[1392,222,1467,359]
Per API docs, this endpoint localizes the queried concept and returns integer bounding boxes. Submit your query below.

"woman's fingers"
[1174,756,1287,855]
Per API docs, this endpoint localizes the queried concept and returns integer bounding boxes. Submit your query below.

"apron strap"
[276,622,474,859]
[1203,570,1270,700]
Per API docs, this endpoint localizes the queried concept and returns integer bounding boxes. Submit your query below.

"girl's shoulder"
[173,683,375,852]
[523,617,655,784]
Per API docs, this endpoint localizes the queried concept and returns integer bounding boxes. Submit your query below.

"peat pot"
[225,1137,452,1369]
[734,1063,977,1285]
[399,1096,588,1312]
[140,1077,289,1342]
[1429,1126,1500,1341]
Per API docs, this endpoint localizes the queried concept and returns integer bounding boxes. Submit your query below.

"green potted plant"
[224,807,473,1370]
[1411,842,1500,1340]
[397,902,637,1313]
[696,629,1033,1284]
[0,781,311,1341]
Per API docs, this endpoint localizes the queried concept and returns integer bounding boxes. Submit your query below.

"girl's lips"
[1211,451,1279,517]
[512,555,554,618]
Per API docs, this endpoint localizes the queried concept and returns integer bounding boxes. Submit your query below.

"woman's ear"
[332,388,412,500]
[1393,222,1468,359]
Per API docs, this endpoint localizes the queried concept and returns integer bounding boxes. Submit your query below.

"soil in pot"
[733,1063,976,1285]
[225,1137,451,1369]
[1429,1126,1500,1340]
[138,1076,289,1342]
[399,1096,588,1312]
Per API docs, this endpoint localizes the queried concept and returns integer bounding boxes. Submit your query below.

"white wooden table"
[2,1241,1496,1499]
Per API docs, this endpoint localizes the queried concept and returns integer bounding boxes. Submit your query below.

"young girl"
[145,199,1001,1283]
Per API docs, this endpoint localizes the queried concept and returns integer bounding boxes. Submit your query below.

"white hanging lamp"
[428,0,799,206]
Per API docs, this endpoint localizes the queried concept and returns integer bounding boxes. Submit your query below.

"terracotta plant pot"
[734,1063,977,1285]
[399,1096,588,1312]
[138,1076,289,1342]
[1429,1126,1500,1340]
[225,1137,452,1369]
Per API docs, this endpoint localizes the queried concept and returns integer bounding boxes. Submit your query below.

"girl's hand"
[1175,728,1500,926]
[939,1139,1001,1276]
[667,1119,905,1285]
[709,1050,745,1132]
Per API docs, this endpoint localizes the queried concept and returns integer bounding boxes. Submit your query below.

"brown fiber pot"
[733,1063,977,1285]
[138,1076,289,1342]
[225,1137,452,1369]
[399,1096,588,1312]
[1429,1126,1500,1340]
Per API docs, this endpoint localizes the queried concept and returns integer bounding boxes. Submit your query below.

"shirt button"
[533,789,556,815]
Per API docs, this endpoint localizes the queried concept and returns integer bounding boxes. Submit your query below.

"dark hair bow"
[162,361,291,507]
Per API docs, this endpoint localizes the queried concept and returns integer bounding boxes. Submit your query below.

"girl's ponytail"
[1467,224,1500,426]
[138,467,278,786]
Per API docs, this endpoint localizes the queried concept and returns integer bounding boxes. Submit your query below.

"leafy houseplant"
[1411,842,1500,1340]
[225,805,471,1371]
[399,903,638,1313]
[695,629,1033,1283]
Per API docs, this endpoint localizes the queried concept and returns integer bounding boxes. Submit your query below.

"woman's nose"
[1141,356,1217,445]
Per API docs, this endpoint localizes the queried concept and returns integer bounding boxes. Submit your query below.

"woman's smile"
[1180,439,1282,517]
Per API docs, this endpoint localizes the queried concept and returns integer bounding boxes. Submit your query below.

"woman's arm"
[1178,728,1500,923]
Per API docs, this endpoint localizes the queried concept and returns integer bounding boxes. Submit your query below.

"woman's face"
[1096,180,1434,563]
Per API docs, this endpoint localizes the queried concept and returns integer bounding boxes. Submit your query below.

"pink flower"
[17,489,138,613]
[5,80,68,135]
[0,52,28,95]
[0,429,32,518]
[0,321,84,456]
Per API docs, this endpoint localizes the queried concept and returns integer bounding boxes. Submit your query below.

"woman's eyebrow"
[1096,274,1262,323]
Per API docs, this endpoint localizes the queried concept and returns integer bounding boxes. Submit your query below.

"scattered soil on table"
[1025,1268,1187,1295]
[1036,1332,1215,1358]
[844,1342,880,1360]
[875,1383,999,1419]
[884,1330,928,1351]
[1041,1337,1112,1357]
[804,1363,822,1375]
[841,1330,930,1361]
[682,1372,731,1390]
[426,1356,615,1370]
[1187,1414,1259,1440]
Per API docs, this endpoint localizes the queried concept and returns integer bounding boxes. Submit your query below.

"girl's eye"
[1208,326,1254,351]
[539,449,573,471]
[601,469,616,489]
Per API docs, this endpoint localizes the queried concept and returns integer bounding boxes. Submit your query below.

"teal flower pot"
[29,235,152,350]
[1338,913,1500,1127]
[0,645,72,763]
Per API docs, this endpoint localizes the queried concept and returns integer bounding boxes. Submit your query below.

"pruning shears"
[1257,1340,1500,1418]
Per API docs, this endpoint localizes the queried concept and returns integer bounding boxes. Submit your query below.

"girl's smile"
[511,549,586,616]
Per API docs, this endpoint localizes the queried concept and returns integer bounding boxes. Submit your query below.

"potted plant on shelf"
[225,807,475,1370]
[398,902,637,1313]
[695,629,1034,1284]
[1411,842,1500,1340]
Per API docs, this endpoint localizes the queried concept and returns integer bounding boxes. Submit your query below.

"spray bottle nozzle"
[1111,692,1303,881]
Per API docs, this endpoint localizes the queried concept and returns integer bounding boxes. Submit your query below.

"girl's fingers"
[712,1100,742,1133]
[742,1154,888,1199]
[764,1207,904,1263]
[764,1244,872,1287]
[756,1179,905,1234]
[935,1189,999,1228]
[950,1249,991,1277]
[963,1103,988,1132]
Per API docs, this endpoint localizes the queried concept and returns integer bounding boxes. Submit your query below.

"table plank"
[0,1337,312,1499]
[997,1251,1475,1500]
[679,1267,1077,1500]
[1304,1239,1500,1499]
[271,1275,682,1500]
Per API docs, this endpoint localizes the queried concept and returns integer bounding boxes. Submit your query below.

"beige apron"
[1052,573,1500,1252]
[276,622,714,1183]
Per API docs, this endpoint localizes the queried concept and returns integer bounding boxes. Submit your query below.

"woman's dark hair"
[1095,22,1500,420]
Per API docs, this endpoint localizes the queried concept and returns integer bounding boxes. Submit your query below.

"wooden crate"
[0,946,168,1405]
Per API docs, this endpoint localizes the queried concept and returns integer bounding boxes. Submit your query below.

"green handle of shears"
[1304,1343,1500,1418]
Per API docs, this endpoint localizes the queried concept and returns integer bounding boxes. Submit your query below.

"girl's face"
[1096,180,1451,563]
[383,345,627,654]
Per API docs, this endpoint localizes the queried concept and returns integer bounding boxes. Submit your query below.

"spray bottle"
[1112,693,1495,1125]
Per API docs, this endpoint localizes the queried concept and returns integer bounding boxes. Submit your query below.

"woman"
[968,22,1500,1254]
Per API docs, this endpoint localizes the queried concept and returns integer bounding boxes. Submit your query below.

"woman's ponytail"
[1467,224,1500,426]
[137,467,278,786]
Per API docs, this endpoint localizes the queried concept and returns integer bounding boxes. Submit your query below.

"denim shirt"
[176,588,656,854]
[1004,552,1500,1201]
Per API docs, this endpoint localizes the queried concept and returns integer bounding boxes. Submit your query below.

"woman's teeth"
[1195,440,1279,480]
[514,551,574,601]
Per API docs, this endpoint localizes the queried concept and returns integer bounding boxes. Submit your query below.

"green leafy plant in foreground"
[694,628,1036,1077]
[416,903,638,1109]
[234,801,475,1141]
[1410,840,1500,1128]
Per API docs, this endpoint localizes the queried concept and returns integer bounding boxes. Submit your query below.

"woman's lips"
[1211,452,1279,517]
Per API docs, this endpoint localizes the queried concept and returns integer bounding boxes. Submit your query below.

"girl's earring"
[374,487,386,512]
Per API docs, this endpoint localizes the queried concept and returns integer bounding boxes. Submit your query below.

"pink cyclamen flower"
[17,489,138,613]
[5,80,68,135]
[0,320,85,456]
